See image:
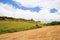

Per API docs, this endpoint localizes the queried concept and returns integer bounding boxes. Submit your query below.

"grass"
[0,21,42,34]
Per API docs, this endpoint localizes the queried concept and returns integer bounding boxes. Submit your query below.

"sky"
[0,0,60,22]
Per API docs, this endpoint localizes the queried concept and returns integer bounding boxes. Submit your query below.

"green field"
[0,19,59,34]
[0,21,43,34]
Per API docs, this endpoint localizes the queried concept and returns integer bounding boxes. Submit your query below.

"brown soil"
[0,25,60,40]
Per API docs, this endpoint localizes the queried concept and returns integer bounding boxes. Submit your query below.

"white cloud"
[0,3,16,17]
[0,0,60,22]
[14,0,60,8]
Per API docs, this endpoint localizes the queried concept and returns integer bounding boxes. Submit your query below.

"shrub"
[35,24,42,28]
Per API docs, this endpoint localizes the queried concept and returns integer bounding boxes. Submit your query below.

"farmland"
[0,17,60,34]
[0,20,44,34]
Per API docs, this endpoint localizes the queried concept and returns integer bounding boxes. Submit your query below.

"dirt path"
[0,25,60,40]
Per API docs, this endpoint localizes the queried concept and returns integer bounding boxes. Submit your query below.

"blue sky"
[0,0,58,13]
[0,0,60,22]
[50,8,58,13]
[0,0,41,12]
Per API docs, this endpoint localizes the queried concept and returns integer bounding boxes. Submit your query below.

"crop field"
[0,21,43,34]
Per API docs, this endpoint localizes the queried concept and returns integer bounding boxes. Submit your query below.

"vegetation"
[1,16,60,34]
[45,21,60,26]
[0,21,43,34]
[0,16,43,34]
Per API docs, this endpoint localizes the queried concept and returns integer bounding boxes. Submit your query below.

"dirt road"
[0,25,60,40]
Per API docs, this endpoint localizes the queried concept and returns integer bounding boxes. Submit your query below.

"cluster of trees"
[46,21,60,26]
[0,16,35,21]
[0,16,14,20]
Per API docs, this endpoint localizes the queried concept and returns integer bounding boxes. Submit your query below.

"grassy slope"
[0,21,43,34]
[0,21,35,29]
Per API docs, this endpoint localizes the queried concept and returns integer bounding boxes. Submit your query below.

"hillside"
[0,17,44,34]
[0,25,60,40]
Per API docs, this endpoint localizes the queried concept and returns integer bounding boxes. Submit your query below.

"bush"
[35,24,42,28]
